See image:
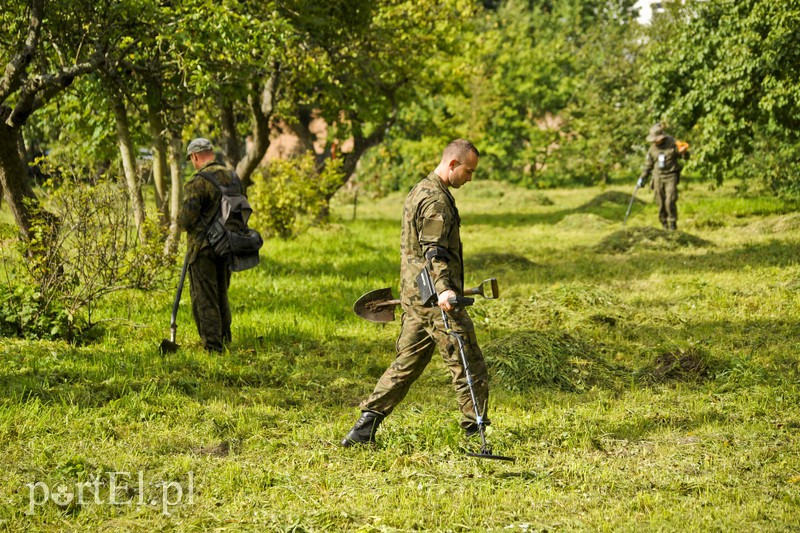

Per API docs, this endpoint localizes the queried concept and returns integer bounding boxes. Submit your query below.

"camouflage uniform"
[638,136,686,230]
[177,161,234,352]
[360,172,489,430]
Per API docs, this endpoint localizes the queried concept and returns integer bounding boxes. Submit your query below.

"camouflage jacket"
[177,161,235,264]
[399,172,465,308]
[639,136,688,183]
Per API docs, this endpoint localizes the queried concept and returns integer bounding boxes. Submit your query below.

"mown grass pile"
[0,178,799,530]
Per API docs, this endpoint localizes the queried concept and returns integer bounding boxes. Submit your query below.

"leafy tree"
[274,0,478,196]
[0,0,105,238]
[642,0,800,191]
[359,0,646,191]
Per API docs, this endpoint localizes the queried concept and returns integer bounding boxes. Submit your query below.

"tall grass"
[0,178,798,530]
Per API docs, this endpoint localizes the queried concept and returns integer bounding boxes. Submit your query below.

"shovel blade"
[159,339,180,354]
[353,287,399,323]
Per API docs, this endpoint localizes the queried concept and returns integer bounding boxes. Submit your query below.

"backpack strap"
[197,170,242,194]
[196,171,225,239]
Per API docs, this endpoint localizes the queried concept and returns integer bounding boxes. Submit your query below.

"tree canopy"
[2,0,799,243]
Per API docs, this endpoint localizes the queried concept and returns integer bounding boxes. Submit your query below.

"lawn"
[0,177,799,531]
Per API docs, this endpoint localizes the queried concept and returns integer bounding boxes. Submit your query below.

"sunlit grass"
[0,179,799,529]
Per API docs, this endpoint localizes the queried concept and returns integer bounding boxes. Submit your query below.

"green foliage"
[642,0,800,192]
[358,0,647,193]
[248,154,344,238]
[0,283,79,340]
[0,169,173,339]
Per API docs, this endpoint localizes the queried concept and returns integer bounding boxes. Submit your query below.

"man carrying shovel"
[341,139,490,446]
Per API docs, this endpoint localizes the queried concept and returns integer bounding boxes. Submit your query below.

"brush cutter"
[623,181,642,226]
[353,278,499,323]
[159,251,190,354]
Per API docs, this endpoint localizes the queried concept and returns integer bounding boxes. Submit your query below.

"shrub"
[248,154,344,239]
[0,172,172,340]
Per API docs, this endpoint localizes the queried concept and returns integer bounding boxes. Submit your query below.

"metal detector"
[417,268,515,462]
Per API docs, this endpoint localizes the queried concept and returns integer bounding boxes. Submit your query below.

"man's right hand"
[438,290,457,312]
[637,177,645,188]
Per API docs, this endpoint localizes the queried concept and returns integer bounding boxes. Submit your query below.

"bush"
[0,283,81,339]
[0,173,172,340]
[248,154,344,239]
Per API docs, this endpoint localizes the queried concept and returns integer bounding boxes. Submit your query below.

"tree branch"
[7,50,105,127]
[0,0,44,104]
[235,62,281,189]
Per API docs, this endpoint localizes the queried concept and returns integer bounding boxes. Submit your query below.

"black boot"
[668,221,677,231]
[341,411,385,447]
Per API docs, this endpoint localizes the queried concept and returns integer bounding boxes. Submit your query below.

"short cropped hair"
[442,139,480,162]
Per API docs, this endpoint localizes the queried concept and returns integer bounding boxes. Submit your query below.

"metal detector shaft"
[439,307,490,452]
[623,183,641,226]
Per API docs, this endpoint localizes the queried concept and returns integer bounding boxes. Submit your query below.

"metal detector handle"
[447,296,474,308]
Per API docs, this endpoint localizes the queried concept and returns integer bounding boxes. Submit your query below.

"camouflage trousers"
[360,305,490,429]
[654,175,678,229]
[189,248,232,352]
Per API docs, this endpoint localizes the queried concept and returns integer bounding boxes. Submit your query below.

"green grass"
[1,178,799,530]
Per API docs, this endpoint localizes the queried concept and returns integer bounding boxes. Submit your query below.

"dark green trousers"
[654,176,678,229]
[189,248,231,352]
[360,306,490,429]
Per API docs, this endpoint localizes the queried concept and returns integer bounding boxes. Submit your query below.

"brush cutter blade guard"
[353,287,399,323]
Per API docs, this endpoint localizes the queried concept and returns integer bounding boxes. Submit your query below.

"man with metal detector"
[636,123,689,231]
[177,138,235,353]
[341,139,492,448]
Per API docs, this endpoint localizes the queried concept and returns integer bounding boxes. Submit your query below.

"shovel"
[353,278,499,323]
[159,251,190,354]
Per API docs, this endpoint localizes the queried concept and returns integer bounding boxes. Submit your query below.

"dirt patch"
[640,348,711,383]
[193,440,232,457]
[594,227,713,254]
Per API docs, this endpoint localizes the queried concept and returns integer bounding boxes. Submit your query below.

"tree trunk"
[110,91,146,242]
[234,65,280,191]
[164,128,183,256]
[287,106,317,155]
[145,81,168,224]
[0,117,39,239]
[219,101,241,170]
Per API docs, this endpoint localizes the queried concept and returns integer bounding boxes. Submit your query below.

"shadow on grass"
[532,239,800,284]
[0,329,389,409]
[464,190,641,228]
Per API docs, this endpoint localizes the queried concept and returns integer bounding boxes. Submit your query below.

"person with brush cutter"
[341,139,491,447]
[636,123,689,231]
